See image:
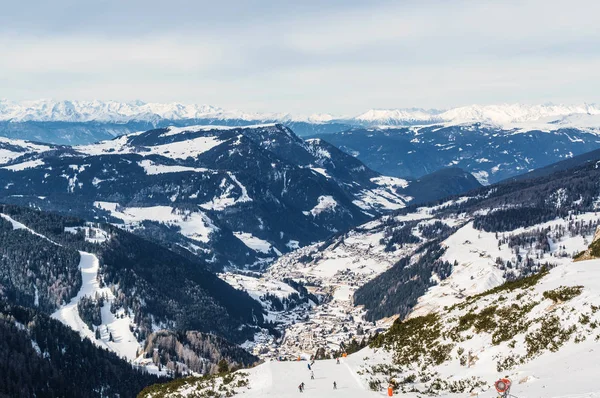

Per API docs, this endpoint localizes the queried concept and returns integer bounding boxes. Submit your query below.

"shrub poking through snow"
[542,286,583,303]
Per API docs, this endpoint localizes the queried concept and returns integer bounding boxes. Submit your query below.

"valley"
[2,118,600,397]
[4,0,600,395]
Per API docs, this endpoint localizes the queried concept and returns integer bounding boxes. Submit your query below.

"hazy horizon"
[2,0,599,114]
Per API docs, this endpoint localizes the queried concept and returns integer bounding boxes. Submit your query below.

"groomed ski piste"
[50,251,141,361]
[234,357,379,397]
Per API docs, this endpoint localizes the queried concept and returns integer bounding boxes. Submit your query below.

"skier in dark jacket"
[333,381,337,389]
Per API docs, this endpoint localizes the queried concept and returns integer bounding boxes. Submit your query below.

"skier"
[333,381,337,390]
[298,384,303,393]
[336,357,340,365]
[311,371,314,380]
[307,363,311,371]
[301,382,305,392]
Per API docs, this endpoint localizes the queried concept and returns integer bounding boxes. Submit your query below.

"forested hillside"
[0,203,268,383]
[354,152,600,321]
[0,302,163,397]
[311,125,600,183]
[0,125,410,271]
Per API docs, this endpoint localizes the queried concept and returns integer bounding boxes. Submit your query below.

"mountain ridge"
[3,99,600,128]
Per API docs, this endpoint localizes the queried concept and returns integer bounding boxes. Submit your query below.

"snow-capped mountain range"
[2,99,600,128]
[0,99,303,124]
[0,124,479,270]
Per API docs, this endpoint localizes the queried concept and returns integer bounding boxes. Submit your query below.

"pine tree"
[217,359,229,374]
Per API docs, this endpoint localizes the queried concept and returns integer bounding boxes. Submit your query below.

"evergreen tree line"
[0,216,81,313]
[0,302,163,398]
[354,240,454,321]
[141,330,258,376]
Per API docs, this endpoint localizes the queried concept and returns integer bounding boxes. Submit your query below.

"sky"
[1,0,599,115]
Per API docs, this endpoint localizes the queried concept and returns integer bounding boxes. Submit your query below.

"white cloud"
[1,0,599,113]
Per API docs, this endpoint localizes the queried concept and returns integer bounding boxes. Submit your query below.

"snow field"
[1,159,45,171]
[304,195,338,217]
[164,357,381,397]
[233,232,281,255]
[199,172,252,211]
[354,259,600,398]
[51,252,140,361]
[412,213,600,318]
[137,159,210,175]
[94,201,218,243]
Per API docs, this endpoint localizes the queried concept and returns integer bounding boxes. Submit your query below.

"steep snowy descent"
[51,251,141,361]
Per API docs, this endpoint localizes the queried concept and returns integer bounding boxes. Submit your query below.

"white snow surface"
[0,136,52,165]
[137,159,210,175]
[199,173,253,211]
[233,232,281,255]
[304,196,338,217]
[219,273,298,305]
[353,259,600,398]
[76,133,225,159]
[1,159,45,171]
[94,201,217,243]
[349,176,411,212]
[152,357,380,398]
[51,252,140,361]
[412,213,600,318]
[355,103,600,131]
[0,99,290,123]
[370,175,409,189]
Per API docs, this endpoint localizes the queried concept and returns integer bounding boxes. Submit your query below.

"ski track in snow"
[51,251,140,361]
[221,358,380,397]
[0,213,61,246]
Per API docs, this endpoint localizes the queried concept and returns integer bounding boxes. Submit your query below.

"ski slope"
[160,357,381,397]
[246,359,376,397]
[51,251,141,361]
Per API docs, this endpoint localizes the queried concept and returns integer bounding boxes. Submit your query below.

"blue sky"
[1,0,599,114]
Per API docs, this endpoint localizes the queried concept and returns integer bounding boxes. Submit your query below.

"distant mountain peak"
[2,100,600,130]
[357,103,600,128]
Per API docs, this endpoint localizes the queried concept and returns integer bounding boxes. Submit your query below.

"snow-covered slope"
[356,103,600,130]
[0,124,414,270]
[0,212,144,363]
[0,136,53,165]
[140,357,380,397]
[141,259,600,397]
[51,251,141,361]
[0,204,266,377]
[3,100,600,130]
[229,152,600,361]
[355,258,600,397]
